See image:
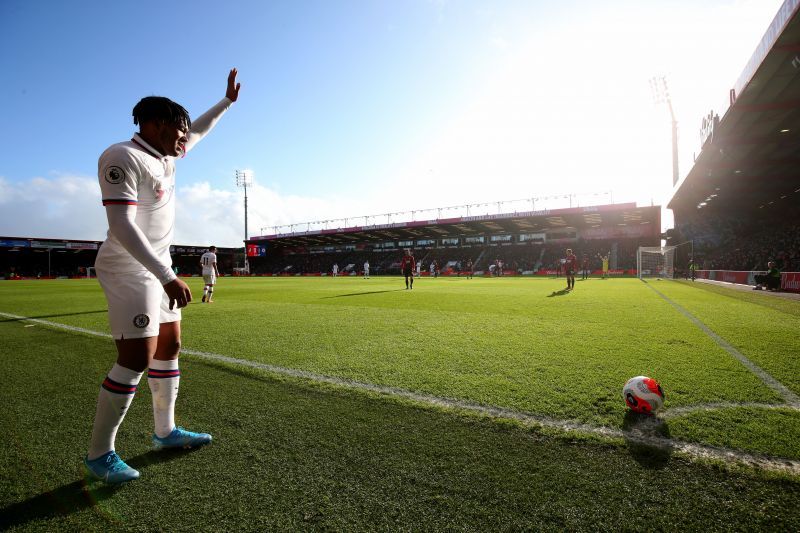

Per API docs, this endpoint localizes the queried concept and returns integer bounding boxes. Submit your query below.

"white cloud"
[0,174,353,247]
[0,174,106,240]
[489,36,511,50]
[176,181,350,244]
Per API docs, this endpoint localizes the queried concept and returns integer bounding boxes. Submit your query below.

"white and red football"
[623,376,665,414]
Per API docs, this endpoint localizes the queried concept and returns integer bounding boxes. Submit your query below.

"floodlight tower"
[235,169,253,273]
[650,76,679,186]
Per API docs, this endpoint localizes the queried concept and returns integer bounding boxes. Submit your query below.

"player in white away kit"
[200,246,219,303]
[332,263,338,277]
[363,260,369,279]
[84,69,240,484]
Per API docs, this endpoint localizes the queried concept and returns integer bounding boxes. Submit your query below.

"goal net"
[637,246,676,279]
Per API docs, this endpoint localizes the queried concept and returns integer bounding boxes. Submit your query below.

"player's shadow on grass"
[0,448,195,530]
[0,310,107,323]
[622,411,673,470]
[322,289,405,299]
[547,289,571,297]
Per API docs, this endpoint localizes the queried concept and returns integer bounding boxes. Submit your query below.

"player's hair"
[566,248,572,253]
[132,96,191,129]
[209,246,217,251]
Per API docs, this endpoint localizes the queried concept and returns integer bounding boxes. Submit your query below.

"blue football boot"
[152,426,213,450]
[84,451,140,484]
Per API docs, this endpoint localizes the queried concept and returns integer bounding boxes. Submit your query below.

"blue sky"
[0,0,785,246]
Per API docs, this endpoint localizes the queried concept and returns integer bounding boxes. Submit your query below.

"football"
[623,376,665,414]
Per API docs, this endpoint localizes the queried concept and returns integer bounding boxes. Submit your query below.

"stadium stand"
[246,203,661,276]
[666,1,800,292]
[0,238,239,279]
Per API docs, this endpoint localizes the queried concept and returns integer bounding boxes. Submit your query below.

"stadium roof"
[250,203,660,248]
[669,0,800,214]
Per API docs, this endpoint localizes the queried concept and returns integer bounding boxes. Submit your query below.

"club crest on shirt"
[104,166,126,184]
[133,314,150,328]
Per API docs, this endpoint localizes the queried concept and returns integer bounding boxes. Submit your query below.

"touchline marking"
[662,402,800,419]
[3,311,799,475]
[644,281,800,407]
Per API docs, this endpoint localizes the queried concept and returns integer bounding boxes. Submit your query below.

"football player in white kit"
[84,69,240,484]
[200,246,219,303]
[363,260,369,279]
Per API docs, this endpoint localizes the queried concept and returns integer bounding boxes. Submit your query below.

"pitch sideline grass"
[1,319,799,531]
[1,277,799,463]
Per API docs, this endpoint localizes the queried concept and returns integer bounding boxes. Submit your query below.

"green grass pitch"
[1,276,799,530]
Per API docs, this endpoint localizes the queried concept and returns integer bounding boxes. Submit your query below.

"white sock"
[203,286,209,297]
[207,288,213,300]
[88,364,143,460]
[148,359,180,438]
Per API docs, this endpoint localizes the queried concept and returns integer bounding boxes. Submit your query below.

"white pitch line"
[644,281,800,407]
[662,402,800,419]
[2,310,799,475]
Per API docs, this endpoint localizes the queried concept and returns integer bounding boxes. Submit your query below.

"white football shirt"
[200,252,217,275]
[95,97,232,279]
[95,133,177,277]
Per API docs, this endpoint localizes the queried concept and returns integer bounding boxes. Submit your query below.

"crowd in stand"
[677,214,800,272]
[248,238,656,276]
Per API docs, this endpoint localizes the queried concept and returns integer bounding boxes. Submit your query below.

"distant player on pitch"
[200,246,219,302]
[85,69,240,484]
[564,248,577,290]
[581,254,589,280]
[401,250,416,289]
[363,260,370,279]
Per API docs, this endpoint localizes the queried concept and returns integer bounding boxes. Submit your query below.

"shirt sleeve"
[98,147,140,206]
[183,97,233,154]
[104,204,178,285]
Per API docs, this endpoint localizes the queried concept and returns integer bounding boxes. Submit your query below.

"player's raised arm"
[183,68,241,153]
[226,68,241,102]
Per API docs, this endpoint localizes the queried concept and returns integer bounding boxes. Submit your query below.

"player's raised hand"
[163,278,193,310]
[226,68,241,102]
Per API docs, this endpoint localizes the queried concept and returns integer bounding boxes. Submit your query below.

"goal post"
[637,246,676,279]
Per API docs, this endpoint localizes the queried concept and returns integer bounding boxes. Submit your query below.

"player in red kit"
[401,250,416,289]
[564,248,577,290]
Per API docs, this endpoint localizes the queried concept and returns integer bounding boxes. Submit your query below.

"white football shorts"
[202,273,216,285]
[97,268,181,339]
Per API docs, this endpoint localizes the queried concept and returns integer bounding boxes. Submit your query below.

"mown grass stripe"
[643,281,800,407]
[2,310,799,474]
